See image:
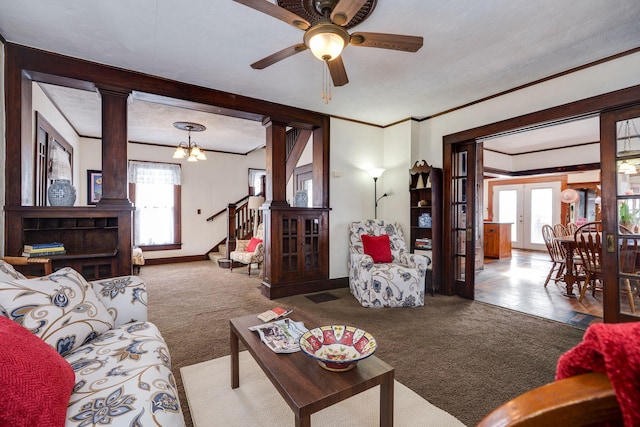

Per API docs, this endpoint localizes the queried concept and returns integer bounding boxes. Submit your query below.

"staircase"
[205,196,261,268]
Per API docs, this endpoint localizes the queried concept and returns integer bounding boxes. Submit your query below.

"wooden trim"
[143,255,209,265]
[483,141,599,157]
[484,162,600,178]
[261,277,349,299]
[444,84,640,145]
[8,43,328,128]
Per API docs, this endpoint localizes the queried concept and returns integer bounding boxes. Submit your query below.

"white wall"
[126,144,265,259]
[328,51,640,280]
[329,118,385,278]
[416,51,640,168]
[381,121,413,235]
[286,136,313,205]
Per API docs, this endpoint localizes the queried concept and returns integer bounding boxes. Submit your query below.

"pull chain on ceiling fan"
[234,0,423,103]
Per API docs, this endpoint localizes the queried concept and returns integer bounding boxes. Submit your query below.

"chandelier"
[618,119,639,174]
[172,121,207,162]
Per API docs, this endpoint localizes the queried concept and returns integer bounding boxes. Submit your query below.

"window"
[128,161,181,250]
[36,112,74,206]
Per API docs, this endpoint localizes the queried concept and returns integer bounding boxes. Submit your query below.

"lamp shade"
[368,168,385,179]
[309,32,345,61]
[248,196,265,210]
[304,23,350,61]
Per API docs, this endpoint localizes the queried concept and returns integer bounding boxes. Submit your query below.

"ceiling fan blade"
[330,0,368,26]
[233,0,310,30]
[250,44,308,69]
[327,56,349,87]
[350,32,423,52]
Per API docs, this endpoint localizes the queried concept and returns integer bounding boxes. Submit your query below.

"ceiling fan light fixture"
[304,23,349,61]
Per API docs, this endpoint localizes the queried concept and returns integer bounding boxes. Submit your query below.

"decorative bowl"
[299,325,377,372]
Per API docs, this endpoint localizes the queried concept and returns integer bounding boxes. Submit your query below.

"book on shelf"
[22,249,66,257]
[257,307,292,322]
[414,238,432,249]
[248,318,308,353]
[23,242,64,252]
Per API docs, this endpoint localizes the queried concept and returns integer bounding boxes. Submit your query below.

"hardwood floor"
[475,249,603,328]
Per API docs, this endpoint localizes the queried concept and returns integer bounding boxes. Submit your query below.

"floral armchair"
[348,220,430,308]
[230,222,264,276]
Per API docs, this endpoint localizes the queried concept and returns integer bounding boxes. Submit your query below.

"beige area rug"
[181,351,466,427]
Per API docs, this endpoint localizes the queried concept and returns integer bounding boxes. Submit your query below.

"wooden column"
[262,118,289,207]
[262,118,288,292]
[97,87,132,207]
[95,87,134,276]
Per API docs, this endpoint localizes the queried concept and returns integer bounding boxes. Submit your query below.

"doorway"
[443,85,640,324]
[492,181,561,251]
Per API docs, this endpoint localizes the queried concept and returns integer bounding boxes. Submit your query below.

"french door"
[492,182,561,251]
[601,104,640,322]
[443,139,480,299]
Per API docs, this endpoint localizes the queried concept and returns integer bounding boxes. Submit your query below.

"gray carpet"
[141,260,586,427]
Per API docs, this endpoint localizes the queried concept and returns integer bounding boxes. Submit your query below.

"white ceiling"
[2,0,639,154]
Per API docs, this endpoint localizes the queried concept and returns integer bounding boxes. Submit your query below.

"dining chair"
[618,237,638,314]
[553,223,568,237]
[565,222,578,236]
[574,229,603,302]
[574,221,604,302]
[542,224,566,287]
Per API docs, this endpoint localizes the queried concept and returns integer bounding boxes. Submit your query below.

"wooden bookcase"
[409,164,442,294]
[5,207,133,280]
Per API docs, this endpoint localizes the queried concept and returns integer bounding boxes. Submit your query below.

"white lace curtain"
[128,161,181,185]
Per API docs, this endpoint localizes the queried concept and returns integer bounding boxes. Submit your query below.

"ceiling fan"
[233,0,423,88]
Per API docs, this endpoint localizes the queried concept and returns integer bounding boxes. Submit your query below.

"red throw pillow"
[246,237,263,252]
[0,316,75,427]
[361,234,393,263]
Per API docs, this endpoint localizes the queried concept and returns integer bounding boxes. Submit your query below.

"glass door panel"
[529,187,553,246]
[452,151,467,282]
[605,110,640,321]
[446,140,477,299]
[498,189,518,242]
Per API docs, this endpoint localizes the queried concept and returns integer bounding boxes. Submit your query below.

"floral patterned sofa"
[0,260,185,426]
[348,220,430,308]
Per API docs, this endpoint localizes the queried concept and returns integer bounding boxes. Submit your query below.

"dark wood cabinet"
[483,222,512,259]
[262,207,329,299]
[409,166,442,294]
[5,207,133,280]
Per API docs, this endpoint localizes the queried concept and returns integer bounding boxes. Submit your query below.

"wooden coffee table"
[230,312,395,427]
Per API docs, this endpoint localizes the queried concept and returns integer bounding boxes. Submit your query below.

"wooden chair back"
[553,223,568,237]
[574,231,602,276]
[542,224,566,263]
[1,256,52,277]
[476,372,622,427]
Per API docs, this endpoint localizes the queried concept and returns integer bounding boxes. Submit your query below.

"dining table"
[554,234,583,297]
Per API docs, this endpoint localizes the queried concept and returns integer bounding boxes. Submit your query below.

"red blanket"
[556,322,640,427]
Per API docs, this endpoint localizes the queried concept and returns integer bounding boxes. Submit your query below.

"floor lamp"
[368,168,387,219]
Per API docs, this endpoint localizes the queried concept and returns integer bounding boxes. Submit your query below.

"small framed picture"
[87,170,102,204]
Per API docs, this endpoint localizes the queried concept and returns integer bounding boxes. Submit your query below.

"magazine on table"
[249,318,308,353]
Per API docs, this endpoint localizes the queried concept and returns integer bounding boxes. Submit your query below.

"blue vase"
[48,179,76,206]
[295,191,308,207]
